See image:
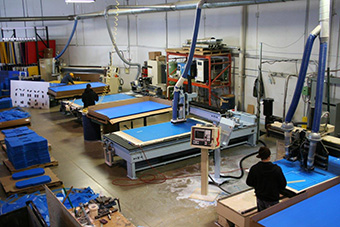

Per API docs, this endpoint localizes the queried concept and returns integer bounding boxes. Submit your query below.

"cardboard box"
[149,51,162,60]
[156,55,166,61]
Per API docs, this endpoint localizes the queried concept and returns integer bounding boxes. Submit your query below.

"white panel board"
[10,81,50,109]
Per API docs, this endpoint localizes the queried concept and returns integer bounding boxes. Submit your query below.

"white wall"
[1,0,340,123]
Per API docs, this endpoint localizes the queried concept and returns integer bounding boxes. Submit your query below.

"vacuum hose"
[55,18,78,60]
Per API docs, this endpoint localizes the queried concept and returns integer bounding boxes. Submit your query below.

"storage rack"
[166,48,232,106]
[1,26,52,74]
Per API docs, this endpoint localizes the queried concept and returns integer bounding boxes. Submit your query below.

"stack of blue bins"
[4,126,50,170]
[0,97,13,109]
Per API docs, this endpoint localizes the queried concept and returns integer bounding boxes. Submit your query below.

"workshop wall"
[1,0,340,123]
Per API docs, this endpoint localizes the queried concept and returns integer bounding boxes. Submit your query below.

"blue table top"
[275,157,340,192]
[95,101,171,120]
[71,93,135,107]
[259,183,340,227]
[122,118,200,142]
[49,82,106,92]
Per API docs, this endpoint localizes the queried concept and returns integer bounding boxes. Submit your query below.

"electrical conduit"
[171,1,203,122]
[55,18,78,60]
[104,5,141,80]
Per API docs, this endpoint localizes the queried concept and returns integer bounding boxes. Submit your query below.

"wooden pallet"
[0,168,63,196]
[3,156,58,174]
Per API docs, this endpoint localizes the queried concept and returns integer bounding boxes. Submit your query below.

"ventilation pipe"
[55,17,78,60]
[307,0,330,170]
[0,1,293,22]
[282,25,320,158]
[283,0,330,170]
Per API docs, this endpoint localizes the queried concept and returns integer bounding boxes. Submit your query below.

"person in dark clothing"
[82,84,99,108]
[61,73,75,84]
[246,146,287,212]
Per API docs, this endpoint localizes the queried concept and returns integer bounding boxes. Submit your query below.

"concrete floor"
[0,106,280,227]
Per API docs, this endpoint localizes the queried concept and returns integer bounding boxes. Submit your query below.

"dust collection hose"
[208,140,267,194]
[171,1,203,122]
[104,5,141,80]
[55,18,78,60]
[284,26,320,123]
[312,42,328,133]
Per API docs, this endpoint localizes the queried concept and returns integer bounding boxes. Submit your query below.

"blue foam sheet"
[72,93,135,107]
[122,118,200,142]
[12,168,45,180]
[15,175,52,189]
[49,82,106,92]
[275,159,339,192]
[95,101,171,119]
[259,183,340,227]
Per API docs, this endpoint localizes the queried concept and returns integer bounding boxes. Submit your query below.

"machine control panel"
[190,124,221,149]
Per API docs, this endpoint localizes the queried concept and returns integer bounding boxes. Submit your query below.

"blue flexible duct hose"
[312,42,328,133]
[172,7,202,121]
[55,19,78,60]
[285,34,317,123]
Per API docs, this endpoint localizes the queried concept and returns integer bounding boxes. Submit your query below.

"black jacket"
[82,88,99,108]
[246,161,287,202]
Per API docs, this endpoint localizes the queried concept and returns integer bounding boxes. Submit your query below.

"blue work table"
[275,157,340,193]
[48,82,108,99]
[259,183,340,227]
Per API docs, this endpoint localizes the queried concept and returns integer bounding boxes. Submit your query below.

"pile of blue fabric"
[4,127,50,170]
[0,107,30,122]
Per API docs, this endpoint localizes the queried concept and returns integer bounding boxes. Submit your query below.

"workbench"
[48,82,108,100]
[256,183,340,227]
[104,115,257,179]
[62,93,136,112]
[87,96,172,133]
[217,157,340,227]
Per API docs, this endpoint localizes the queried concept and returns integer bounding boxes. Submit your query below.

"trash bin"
[82,114,101,141]
[0,201,48,227]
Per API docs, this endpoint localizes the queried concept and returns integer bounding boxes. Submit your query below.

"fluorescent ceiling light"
[65,0,95,3]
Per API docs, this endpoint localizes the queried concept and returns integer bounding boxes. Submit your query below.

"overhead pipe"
[307,0,330,170]
[0,0,293,22]
[104,5,141,81]
[0,16,75,22]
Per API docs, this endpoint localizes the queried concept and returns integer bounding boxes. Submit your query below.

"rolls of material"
[88,203,99,219]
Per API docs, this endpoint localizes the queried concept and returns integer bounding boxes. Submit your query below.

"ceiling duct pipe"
[0,0,293,22]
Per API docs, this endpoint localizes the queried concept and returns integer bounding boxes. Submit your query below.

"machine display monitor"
[190,124,220,149]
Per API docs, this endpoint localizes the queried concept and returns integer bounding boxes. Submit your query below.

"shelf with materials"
[166,48,232,106]
[0,26,55,74]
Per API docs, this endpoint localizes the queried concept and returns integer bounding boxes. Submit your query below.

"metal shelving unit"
[166,49,232,106]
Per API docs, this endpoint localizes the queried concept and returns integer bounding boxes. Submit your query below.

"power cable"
[208,140,267,192]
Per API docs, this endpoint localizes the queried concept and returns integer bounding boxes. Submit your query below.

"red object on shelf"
[166,50,232,106]
[25,40,56,64]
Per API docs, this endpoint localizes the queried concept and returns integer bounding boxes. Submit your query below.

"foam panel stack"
[0,97,12,109]
[4,127,50,170]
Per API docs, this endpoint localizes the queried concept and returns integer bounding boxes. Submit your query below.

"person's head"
[86,84,91,89]
[256,146,271,161]
[70,73,74,77]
